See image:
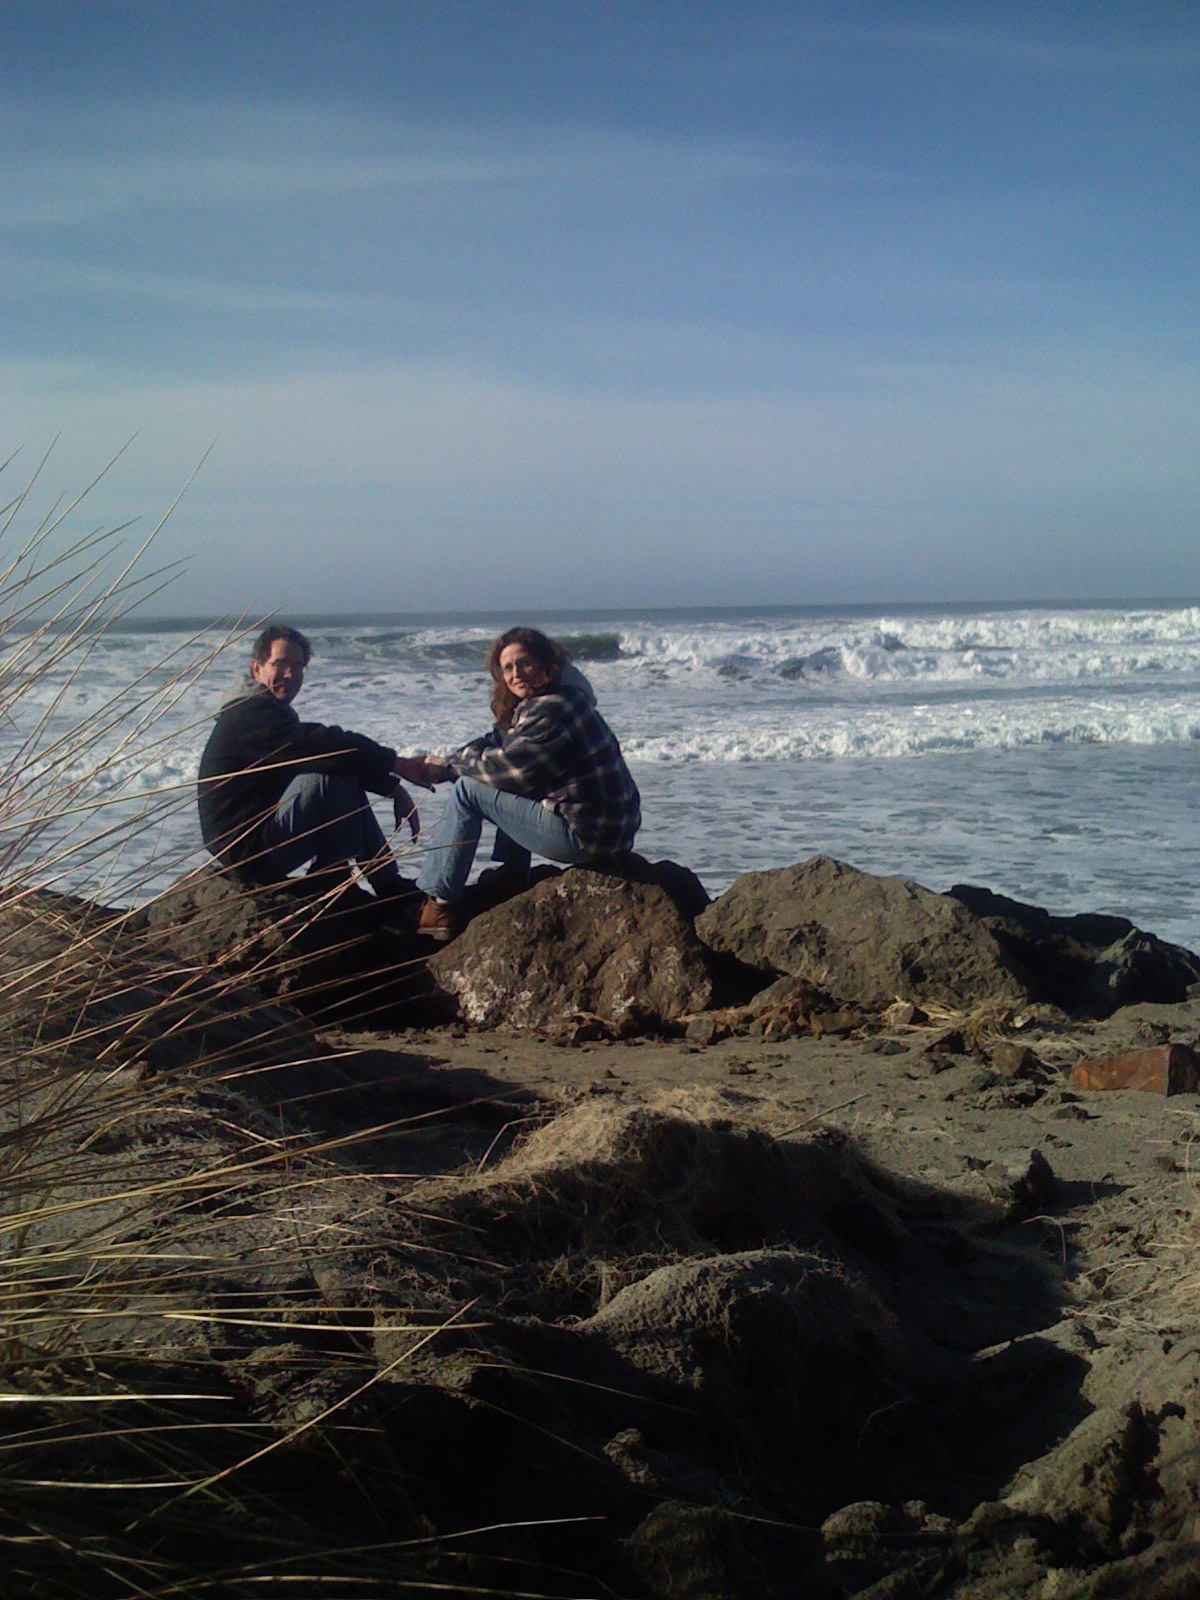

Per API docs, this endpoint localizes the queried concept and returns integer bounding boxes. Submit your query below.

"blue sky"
[2,1,1197,613]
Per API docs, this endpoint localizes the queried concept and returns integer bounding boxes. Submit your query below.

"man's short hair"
[252,624,312,666]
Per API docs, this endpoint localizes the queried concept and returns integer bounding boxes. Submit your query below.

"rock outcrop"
[0,884,316,1074]
[117,854,1200,1038]
[949,882,1200,1015]
[697,857,1200,1019]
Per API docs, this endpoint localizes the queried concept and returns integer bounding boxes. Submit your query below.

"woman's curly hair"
[485,626,570,727]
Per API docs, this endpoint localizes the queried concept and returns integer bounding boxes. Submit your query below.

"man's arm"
[392,755,437,788]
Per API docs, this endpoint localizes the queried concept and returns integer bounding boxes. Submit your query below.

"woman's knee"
[451,775,489,812]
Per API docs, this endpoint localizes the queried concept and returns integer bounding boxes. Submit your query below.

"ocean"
[6,601,1200,951]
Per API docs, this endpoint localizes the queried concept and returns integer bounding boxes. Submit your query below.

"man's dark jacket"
[198,683,397,875]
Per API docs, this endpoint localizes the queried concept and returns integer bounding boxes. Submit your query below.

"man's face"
[251,639,306,705]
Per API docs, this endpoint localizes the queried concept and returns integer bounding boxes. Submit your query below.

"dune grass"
[0,450,484,1597]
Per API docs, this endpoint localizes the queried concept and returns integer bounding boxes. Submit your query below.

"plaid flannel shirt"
[451,680,640,853]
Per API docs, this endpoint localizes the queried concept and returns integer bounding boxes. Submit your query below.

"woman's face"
[498,641,553,700]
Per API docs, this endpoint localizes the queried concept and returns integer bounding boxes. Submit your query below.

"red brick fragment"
[1070,1044,1200,1097]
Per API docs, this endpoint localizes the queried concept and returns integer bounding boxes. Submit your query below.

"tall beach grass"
[0,450,469,1597]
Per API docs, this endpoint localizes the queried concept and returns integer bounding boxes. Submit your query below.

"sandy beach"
[6,856,1200,1599]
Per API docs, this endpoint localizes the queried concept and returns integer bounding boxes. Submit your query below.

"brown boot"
[417,897,458,942]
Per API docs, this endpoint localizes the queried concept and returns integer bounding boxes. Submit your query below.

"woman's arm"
[455,695,581,798]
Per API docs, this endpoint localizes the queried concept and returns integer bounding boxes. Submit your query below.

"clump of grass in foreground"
[0,450,477,1598]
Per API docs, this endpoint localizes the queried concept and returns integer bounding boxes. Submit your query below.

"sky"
[2,0,1197,615]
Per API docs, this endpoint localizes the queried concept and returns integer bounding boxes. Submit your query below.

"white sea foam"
[610,605,1200,690]
[619,695,1200,763]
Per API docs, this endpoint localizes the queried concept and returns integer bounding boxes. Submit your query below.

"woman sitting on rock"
[415,627,641,940]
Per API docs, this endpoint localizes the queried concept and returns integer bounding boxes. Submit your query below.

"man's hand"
[392,784,420,840]
[395,755,454,786]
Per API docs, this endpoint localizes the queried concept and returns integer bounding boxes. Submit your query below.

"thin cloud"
[3,253,385,319]
[835,19,1200,72]
[0,103,875,229]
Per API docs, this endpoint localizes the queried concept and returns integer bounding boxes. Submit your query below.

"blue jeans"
[268,772,400,888]
[417,776,582,903]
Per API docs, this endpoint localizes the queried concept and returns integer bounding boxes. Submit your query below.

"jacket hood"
[556,664,596,706]
[217,673,266,713]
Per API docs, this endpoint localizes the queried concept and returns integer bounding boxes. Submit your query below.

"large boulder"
[127,865,428,1026]
[426,868,716,1031]
[696,857,1031,1014]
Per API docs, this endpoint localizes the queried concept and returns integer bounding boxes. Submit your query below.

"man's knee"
[320,773,367,816]
[282,771,363,817]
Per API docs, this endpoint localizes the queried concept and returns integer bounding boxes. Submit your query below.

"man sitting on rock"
[198,624,431,895]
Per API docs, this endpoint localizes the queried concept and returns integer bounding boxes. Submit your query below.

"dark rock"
[1008,1150,1058,1210]
[883,999,930,1027]
[747,974,837,1017]
[809,1006,870,1038]
[685,1015,719,1045]
[1052,1102,1093,1121]
[976,1081,1044,1110]
[744,976,843,1040]
[426,868,717,1032]
[924,1027,967,1056]
[127,864,430,1026]
[544,1014,618,1046]
[990,1042,1047,1081]
[697,858,1200,1021]
[754,1007,809,1041]
[949,883,1200,1016]
[0,884,318,1074]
